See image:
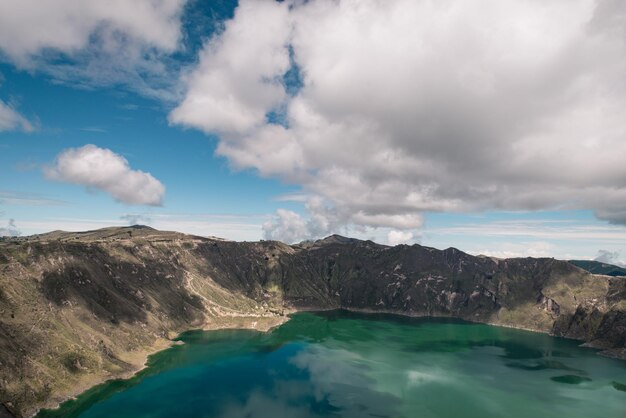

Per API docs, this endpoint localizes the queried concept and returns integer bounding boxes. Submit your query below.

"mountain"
[569,259,626,277]
[0,227,625,417]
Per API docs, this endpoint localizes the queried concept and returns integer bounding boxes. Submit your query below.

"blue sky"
[0,58,299,239]
[1,0,626,264]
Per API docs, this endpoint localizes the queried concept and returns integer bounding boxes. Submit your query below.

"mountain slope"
[0,227,624,417]
[569,259,626,277]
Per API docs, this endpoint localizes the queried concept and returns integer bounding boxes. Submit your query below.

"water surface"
[38,311,626,418]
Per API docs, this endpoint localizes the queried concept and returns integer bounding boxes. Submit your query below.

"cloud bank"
[0,0,186,98]
[44,144,165,206]
[170,0,626,242]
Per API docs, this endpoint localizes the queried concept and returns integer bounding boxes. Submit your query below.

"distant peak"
[127,225,156,230]
[319,234,356,243]
[297,234,363,248]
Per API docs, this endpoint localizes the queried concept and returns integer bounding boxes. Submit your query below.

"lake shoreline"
[29,307,625,418]
[32,309,626,418]
[339,307,626,360]
[29,314,289,418]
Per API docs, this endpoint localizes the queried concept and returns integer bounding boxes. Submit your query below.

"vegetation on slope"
[568,260,626,277]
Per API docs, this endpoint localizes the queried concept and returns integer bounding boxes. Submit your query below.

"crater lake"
[37,311,626,418]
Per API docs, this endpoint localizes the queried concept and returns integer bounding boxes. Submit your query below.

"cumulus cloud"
[171,0,626,242]
[0,0,186,99]
[44,144,165,206]
[387,230,414,246]
[0,99,33,132]
[261,195,424,243]
[262,209,309,243]
[594,249,625,267]
[169,1,292,133]
[0,219,21,237]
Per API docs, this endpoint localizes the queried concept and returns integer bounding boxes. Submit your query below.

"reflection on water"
[38,311,626,418]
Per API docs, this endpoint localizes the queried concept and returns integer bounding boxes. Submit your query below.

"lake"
[37,311,626,418]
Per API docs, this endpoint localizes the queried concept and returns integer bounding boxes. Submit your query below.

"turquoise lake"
[38,311,626,418]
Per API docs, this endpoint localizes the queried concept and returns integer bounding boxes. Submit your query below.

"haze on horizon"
[1,0,626,264]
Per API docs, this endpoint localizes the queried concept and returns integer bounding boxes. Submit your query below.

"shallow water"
[38,311,626,418]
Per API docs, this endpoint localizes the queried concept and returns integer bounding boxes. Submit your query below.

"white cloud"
[0,99,33,132]
[260,195,424,243]
[171,0,626,242]
[262,209,309,243]
[387,230,414,246]
[0,219,21,237]
[472,241,557,259]
[0,0,186,99]
[44,144,165,206]
[169,1,292,133]
[594,249,625,267]
[0,0,183,61]
[431,219,626,243]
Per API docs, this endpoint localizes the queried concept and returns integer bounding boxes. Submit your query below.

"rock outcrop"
[0,226,624,417]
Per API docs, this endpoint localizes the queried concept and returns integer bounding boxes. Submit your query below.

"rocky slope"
[0,226,624,417]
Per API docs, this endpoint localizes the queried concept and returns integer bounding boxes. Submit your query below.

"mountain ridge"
[568,259,626,277]
[0,227,624,417]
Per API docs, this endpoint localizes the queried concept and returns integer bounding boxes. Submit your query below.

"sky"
[1,0,626,264]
